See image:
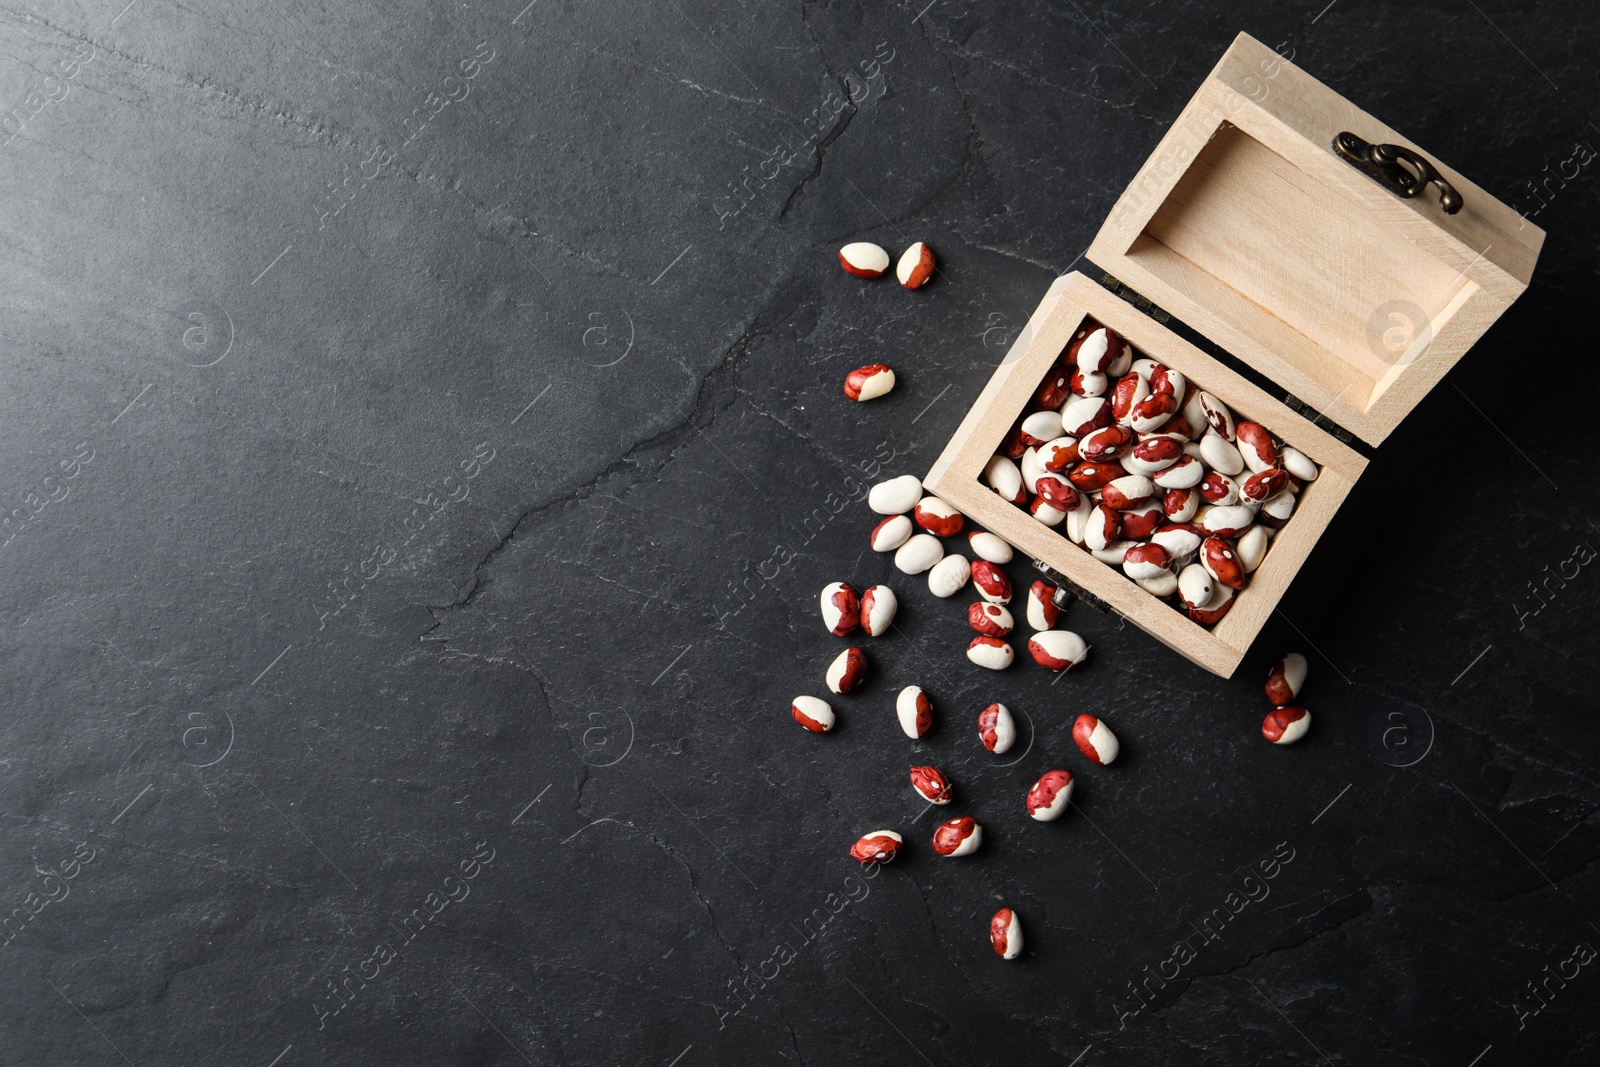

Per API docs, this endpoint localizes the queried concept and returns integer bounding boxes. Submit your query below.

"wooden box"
[925,33,1543,678]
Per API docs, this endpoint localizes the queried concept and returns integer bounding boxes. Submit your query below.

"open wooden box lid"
[1085,33,1544,446]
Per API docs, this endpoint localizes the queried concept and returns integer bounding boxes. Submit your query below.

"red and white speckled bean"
[1028,630,1088,671]
[978,702,1017,753]
[1026,580,1059,631]
[913,495,965,537]
[1019,410,1065,446]
[870,514,913,552]
[969,601,1013,638]
[820,582,859,636]
[1200,505,1256,539]
[850,830,903,864]
[1061,396,1111,437]
[990,908,1023,959]
[897,685,934,738]
[1136,570,1180,597]
[1120,498,1166,541]
[1163,486,1199,521]
[1198,392,1235,440]
[910,765,953,805]
[932,816,982,857]
[1201,535,1245,589]
[1262,706,1310,744]
[791,696,834,734]
[1084,502,1121,553]
[966,636,1014,670]
[1235,422,1280,473]
[826,647,867,694]
[1265,652,1308,705]
[1257,490,1296,529]
[1026,769,1074,821]
[1152,452,1205,489]
[1177,563,1213,609]
[1072,714,1120,765]
[1236,525,1270,573]
[1122,543,1171,581]
[971,561,1012,605]
[860,584,897,636]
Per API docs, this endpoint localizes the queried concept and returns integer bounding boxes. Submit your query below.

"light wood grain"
[924,272,1366,679]
[1087,33,1543,446]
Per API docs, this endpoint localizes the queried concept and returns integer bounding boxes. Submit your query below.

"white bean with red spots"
[860,585,897,636]
[870,514,913,552]
[967,636,1014,670]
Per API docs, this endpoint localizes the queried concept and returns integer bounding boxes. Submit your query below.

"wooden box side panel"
[925,272,1367,678]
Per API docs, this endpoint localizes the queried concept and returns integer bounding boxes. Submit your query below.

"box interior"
[1125,123,1477,418]
[975,310,1316,637]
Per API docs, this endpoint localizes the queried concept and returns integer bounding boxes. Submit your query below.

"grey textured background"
[0,0,1596,1064]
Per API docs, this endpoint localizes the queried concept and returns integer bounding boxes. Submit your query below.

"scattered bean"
[792,696,835,733]
[1072,714,1119,765]
[850,830,903,864]
[1265,652,1307,705]
[969,601,1014,637]
[931,816,982,857]
[894,533,944,575]
[869,474,924,515]
[870,514,913,552]
[971,561,1012,604]
[844,364,896,402]
[1026,770,1074,821]
[826,647,867,695]
[927,553,971,598]
[820,581,859,636]
[1027,630,1088,671]
[914,495,964,537]
[896,242,936,288]
[897,685,934,738]
[839,242,890,278]
[990,908,1023,959]
[968,530,1014,564]
[966,636,1014,670]
[910,765,953,804]
[1026,580,1059,631]
[978,702,1017,753]
[1262,706,1310,744]
[860,584,897,636]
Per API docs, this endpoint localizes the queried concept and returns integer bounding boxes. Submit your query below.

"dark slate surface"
[1,1,1596,1063]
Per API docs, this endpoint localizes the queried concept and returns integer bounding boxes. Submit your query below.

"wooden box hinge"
[1031,559,1112,614]
[1099,274,1170,324]
[1282,393,1356,444]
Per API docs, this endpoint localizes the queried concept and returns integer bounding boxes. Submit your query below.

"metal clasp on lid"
[1333,131,1463,215]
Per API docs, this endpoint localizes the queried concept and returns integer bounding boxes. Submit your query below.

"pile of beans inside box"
[995,318,1323,625]
[799,242,1315,961]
